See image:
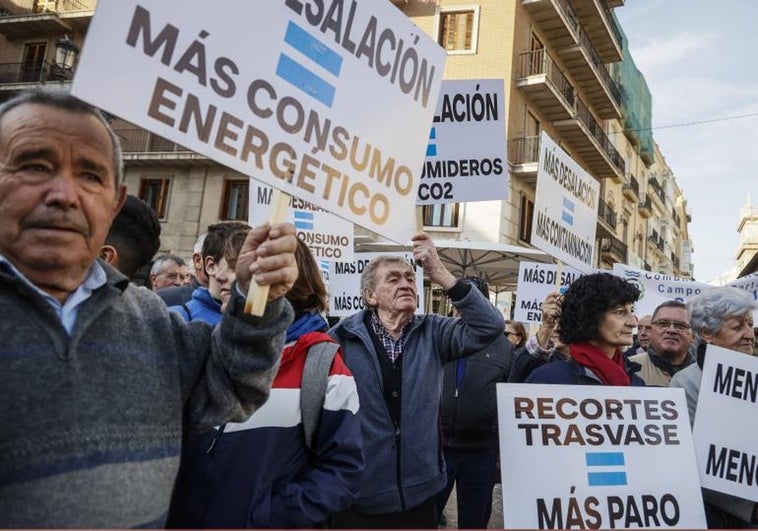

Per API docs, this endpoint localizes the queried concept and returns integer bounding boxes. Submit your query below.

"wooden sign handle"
[244,188,290,316]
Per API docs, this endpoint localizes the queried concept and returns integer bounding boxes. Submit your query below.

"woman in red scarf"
[526,272,644,386]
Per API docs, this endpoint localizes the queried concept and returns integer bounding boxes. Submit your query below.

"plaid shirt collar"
[369,311,412,364]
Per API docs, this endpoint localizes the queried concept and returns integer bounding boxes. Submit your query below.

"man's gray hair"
[687,286,757,341]
[150,254,186,276]
[360,255,412,305]
[0,88,123,188]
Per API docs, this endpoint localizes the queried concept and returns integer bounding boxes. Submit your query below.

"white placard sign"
[514,261,583,324]
[250,183,354,261]
[613,264,711,318]
[328,252,423,317]
[531,132,598,273]
[71,0,446,243]
[497,384,707,529]
[725,273,758,322]
[693,345,758,502]
[417,79,507,205]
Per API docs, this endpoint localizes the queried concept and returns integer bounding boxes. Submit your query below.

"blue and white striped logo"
[585,452,627,487]
[562,197,575,226]
[585,451,627,486]
[276,21,343,108]
[426,127,437,157]
[294,210,314,230]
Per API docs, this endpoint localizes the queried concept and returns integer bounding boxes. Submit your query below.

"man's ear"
[100,245,118,267]
[204,255,217,277]
[362,288,376,307]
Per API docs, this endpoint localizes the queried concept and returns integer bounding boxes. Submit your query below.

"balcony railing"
[598,198,616,229]
[115,127,190,153]
[519,49,576,108]
[598,0,624,49]
[0,0,95,16]
[672,209,681,227]
[0,61,72,83]
[575,23,621,105]
[574,97,625,175]
[601,236,627,260]
[508,135,540,165]
[554,0,581,33]
[625,174,639,193]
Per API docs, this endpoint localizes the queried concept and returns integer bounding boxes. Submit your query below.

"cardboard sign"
[72,0,446,243]
[613,264,711,318]
[327,252,423,317]
[249,182,354,261]
[417,78,507,205]
[514,261,582,324]
[497,384,707,529]
[531,132,598,273]
[725,273,758,322]
[693,345,758,502]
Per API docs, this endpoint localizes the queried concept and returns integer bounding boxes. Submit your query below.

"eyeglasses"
[505,331,522,338]
[652,319,691,332]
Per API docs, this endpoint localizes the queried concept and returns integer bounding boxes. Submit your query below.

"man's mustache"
[21,209,90,236]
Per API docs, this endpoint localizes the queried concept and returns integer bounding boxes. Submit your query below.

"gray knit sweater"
[0,261,292,527]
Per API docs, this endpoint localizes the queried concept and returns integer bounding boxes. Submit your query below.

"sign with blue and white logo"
[496,384,706,529]
[531,132,599,273]
[250,183,353,262]
[72,0,447,243]
[612,264,710,318]
[328,252,423,317]
[417,79,507,205]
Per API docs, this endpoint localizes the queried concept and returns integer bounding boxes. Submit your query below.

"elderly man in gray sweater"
[0,89,298,527]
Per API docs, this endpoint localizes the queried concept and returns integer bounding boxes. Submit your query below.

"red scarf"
[569,342,630,386]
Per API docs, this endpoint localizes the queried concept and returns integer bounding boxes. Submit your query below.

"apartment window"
[518,194,534,243]
[21,42,46,82]
[139,178,170,219]
[438,6,480,54]
[423,203,460,228]
[220,179,249,221]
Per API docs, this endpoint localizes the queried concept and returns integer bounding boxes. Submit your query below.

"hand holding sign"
[412,232,456,290]
[236,221,298,314]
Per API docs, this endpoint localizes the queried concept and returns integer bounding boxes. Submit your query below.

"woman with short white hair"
[670,286,757,528]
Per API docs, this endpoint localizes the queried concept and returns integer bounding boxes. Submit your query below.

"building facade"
[0,0,694,282]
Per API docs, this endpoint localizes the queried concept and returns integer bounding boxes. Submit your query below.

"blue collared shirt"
[0,254,107,335]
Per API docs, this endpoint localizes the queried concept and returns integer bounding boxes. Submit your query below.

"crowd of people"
[1,88,757,529]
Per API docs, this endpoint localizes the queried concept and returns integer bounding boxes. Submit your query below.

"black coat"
[439,334,513,450]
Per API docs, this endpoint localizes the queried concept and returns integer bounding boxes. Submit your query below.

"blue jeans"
[436,447,498,529]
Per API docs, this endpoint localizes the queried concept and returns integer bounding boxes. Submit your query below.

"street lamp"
[52,35,80,80]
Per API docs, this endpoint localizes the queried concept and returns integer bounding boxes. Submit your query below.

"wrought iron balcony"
[638,195,652,218]
[0,0,95,38]
[596,197,616,237]
[0,60,73,84]
[508,135,541,184]
[517,49,576,121]
[0,0,95,16]
[600,236,627,263]
[622,174,639,200]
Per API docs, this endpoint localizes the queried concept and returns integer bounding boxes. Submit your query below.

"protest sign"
[250,182,353,261]
[613,264,711,317]
[417,78,507,205]
[514,261,582,323]
[530,132,599,273]
[725,273,758,322]
[72,0,446,243]
[693,344,758,502]
[497,383,707,529]
[328,252,423,317]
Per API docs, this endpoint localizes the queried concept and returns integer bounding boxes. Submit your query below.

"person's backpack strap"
[301,340,340,451]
